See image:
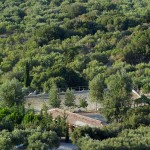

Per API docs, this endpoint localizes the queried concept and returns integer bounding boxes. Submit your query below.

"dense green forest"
[76,126,150,150]
[0,0,150,149]
[0,0,150,92]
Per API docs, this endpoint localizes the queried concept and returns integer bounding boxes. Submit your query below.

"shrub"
[27,131,60,150]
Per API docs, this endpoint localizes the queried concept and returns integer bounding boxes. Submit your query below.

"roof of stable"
[48,108,105,128]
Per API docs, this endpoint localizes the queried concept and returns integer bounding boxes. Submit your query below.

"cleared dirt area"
[25,91,102,112]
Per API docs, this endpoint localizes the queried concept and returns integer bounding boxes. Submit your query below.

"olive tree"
[0,78,24,106]
[103,71,132,122]
[0,130,13,150]
[89,74,105,111]
[27,131,60,150]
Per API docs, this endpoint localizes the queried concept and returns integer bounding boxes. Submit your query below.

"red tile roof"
[48,108,104,128]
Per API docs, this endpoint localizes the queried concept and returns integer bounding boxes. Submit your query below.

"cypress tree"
[24,62,30,87]
[49,84,61,108]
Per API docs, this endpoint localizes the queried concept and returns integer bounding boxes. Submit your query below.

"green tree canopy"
[0,78,24,106]
[79,97,88,109]
[64,88,75,109]
[27,131,60,150]
[102,71,132,122]
[0,130,13,150]
[89,74,105,103]
[49,84,61,108]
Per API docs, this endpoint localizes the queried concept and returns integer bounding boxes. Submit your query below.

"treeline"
[0,80,68,149]
[76,126,150,150]
[0,129,59,150]
[0,1,150,149]
[69,103,150,150]
[0,0,150,93]
[70,104,150,150]
[0,104,69,149]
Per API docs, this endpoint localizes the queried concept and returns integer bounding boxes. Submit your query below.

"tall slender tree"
[24,62,30,87]
[89,74,105,111]
[49,84,61,108]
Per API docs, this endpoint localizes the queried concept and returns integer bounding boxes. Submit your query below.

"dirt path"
[57,143,77,150]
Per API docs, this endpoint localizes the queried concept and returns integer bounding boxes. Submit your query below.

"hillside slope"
[0,0,150,92]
